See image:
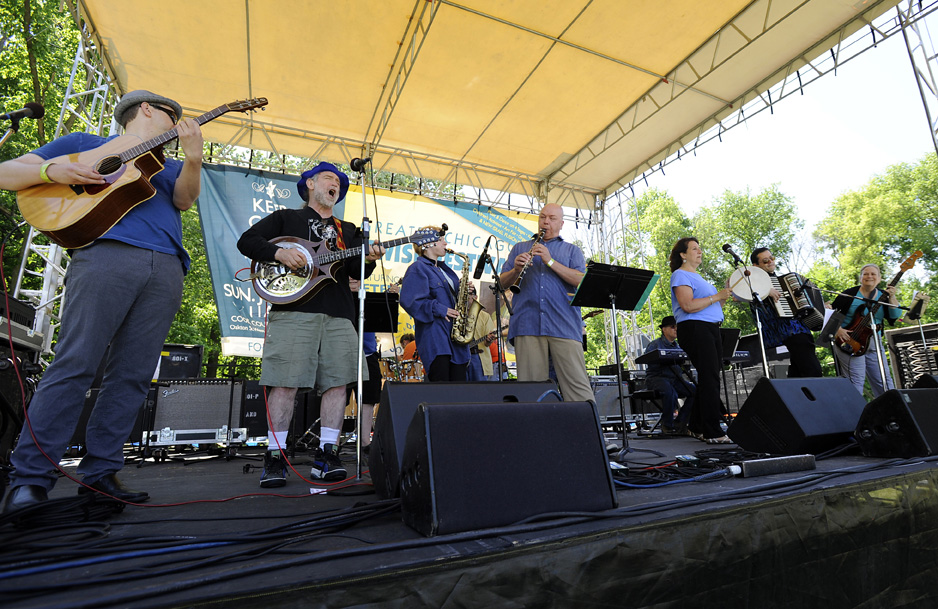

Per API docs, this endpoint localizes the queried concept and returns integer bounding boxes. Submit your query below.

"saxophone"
[447,249,484,346]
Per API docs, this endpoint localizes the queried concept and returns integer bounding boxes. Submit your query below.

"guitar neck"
[315,235,415,265]
[117,104,230,163]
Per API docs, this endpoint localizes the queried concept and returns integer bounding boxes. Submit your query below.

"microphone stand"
[483,245,512,381]
[0,118,22,149]
[728,255,771,377]
[353,160,371,481]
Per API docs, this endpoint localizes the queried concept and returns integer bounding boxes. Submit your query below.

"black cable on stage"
[4,455,935,607]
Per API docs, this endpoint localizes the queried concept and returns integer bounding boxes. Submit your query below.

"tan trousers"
[514,335,595,403]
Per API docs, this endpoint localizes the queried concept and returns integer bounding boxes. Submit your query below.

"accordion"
[768,273,825,331]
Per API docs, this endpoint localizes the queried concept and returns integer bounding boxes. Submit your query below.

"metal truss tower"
[13,29,118,359]
[899,0,938,157]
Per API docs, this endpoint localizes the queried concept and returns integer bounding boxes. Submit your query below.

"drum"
[379,357,400,381]
[728,266,772,302]
[400,359,425,382]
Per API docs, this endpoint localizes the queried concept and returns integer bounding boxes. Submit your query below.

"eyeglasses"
[149,103,178,124]
[758,256,775,264]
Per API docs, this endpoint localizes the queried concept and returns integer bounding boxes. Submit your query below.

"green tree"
[693,185,803,336]
[0,0,80,291]
[813,153,937,324]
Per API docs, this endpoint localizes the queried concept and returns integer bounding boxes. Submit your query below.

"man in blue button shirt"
[499,204,594,402]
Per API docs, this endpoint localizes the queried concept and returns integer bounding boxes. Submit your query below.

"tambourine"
[728,266,772,302]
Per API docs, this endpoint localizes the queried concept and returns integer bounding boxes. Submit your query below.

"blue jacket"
[400,256,470,366]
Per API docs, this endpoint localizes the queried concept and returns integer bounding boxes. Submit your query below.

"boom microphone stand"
[479,241,512,381]
[352,156,371,480]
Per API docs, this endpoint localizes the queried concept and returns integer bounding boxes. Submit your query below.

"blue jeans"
[645,375,695,429]
[834,340,895,398]
[467,353,485,381]
[10,241,183,490]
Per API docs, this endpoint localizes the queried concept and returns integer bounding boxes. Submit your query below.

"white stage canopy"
[76,0,902,212]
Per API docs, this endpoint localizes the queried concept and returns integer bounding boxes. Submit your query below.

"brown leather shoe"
[78,474,149,502]
[2,485,49,513]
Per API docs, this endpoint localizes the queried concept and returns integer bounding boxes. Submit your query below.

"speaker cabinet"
[912,375,938,389]
[157,344,203,379]
[728,377,866,455]
[590,377,633,424]
[145,379,245,446]
[855,388,938,458]
[399,400,617,536]
[369,381,559,499]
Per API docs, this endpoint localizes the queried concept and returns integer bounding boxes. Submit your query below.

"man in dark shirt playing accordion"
[749,248,823,378]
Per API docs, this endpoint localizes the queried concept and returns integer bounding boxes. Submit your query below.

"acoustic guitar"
[835,250,922,357]
[17,98,268,249]
[251,227,444,305]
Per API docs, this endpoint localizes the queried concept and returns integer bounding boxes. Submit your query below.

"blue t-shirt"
[501,236,586,342]
[33,132,190,272]
[670,269,723,323]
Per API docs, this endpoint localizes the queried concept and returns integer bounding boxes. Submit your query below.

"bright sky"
[630,31,936,234]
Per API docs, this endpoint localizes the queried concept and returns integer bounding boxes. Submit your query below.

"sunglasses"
[149,103,178,124]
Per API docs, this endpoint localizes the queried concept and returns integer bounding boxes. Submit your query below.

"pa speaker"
[912,375,938,389]
[855,388,938,458]
[369,381,559,499]
[399,400,617,536]
[728,377,866,455]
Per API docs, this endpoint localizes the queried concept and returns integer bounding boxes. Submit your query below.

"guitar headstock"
[411,228,443,247]
[900,250,924,272]
[226,98,269,113]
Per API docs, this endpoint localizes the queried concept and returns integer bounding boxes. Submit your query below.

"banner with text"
[199,164,538,357]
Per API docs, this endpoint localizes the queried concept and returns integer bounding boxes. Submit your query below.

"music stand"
[572,262,657,456]
[363,292,399,333]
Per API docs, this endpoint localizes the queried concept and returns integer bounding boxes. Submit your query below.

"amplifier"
[144,379,245,446]
[590,376,635,424]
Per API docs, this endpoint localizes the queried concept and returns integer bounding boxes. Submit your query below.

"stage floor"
[2,432,938,609]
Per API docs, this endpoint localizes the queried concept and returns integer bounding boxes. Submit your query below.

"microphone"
[473,235,492,280]
[350,157,372,172]
[722,243,744,266]
[0,102,44,122]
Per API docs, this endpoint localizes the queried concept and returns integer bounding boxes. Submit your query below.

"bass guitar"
[251,226,444,305]
[17,98,268,249]
[835,250,922,357]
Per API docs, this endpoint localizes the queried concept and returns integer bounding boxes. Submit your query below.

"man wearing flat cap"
[237,162,385,488]
[642,315,696,433]
[0,90,203,512]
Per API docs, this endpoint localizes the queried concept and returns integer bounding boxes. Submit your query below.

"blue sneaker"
[310,443,346,481]
[260,451,287,488]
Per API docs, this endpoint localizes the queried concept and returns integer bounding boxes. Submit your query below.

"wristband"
[546,258,555,268]
[708,295,713,304]
[39,161,56,183]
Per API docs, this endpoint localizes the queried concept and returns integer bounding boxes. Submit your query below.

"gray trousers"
[10,241,183,490]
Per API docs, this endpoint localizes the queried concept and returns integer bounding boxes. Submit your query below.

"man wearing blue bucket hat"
[238,162,385,487]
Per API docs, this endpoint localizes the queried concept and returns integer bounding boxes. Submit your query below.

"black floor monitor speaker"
[399,400,617,536]
[912,375,938,389]
[369,381,559,499]
[855,388,938,458]
[727,377,867,455]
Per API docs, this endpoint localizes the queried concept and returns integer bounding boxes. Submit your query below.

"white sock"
[320,426,340,448]
[270,430,288,452]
